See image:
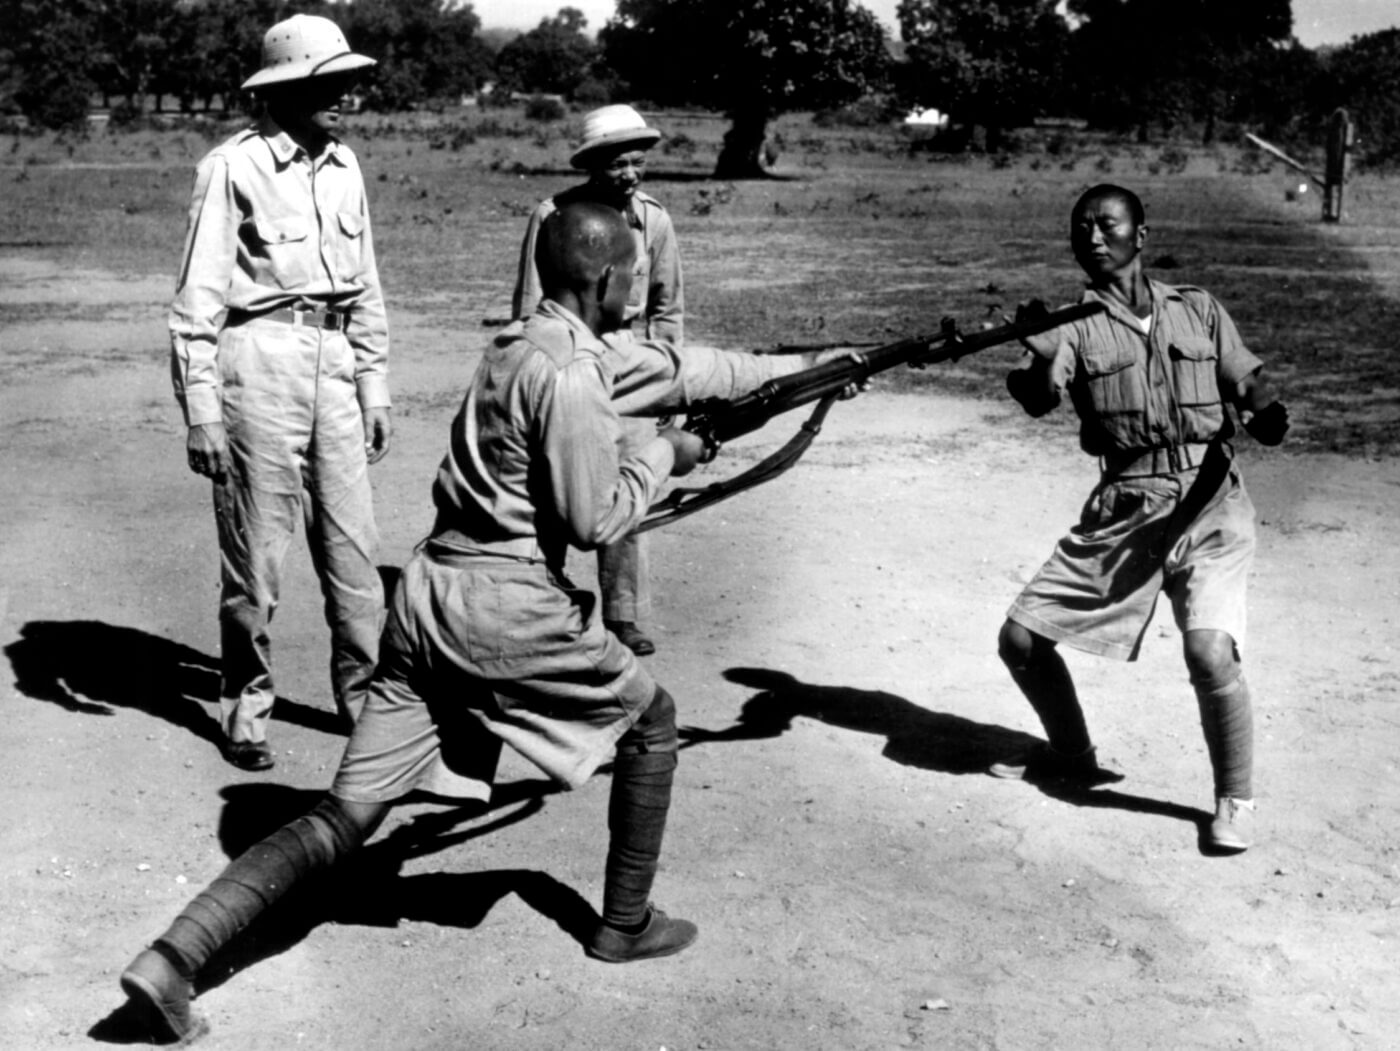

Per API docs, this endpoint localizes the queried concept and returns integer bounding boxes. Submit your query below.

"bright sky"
[472,0,1399,49]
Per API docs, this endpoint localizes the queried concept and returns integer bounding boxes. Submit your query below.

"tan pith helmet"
[241,14,376,91]
[570,105,662,169]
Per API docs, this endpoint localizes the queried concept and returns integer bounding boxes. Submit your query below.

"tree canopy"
[601,0,890,176]
[1066,0,1293,142]
[494,6,598,98]
[896,0,1069,151]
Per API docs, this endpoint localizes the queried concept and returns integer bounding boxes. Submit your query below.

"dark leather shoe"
[223,740,274,771]
[587,904,698,962]
[605,620,656,656]
[120,947,208,1044]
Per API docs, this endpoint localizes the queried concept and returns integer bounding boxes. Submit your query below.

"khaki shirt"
[432,301,800,560]
[512,188,684,344]
[1044,278,1263,454]
[169,117,390,426]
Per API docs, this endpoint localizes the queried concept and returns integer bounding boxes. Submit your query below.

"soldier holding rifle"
[992,184,1290,854]
[118,202,844,1044]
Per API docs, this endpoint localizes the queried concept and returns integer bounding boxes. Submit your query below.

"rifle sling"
[631,394,839,535]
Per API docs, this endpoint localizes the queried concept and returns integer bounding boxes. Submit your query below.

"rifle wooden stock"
[686,301,1106,451]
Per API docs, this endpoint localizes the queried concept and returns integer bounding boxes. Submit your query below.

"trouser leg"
[999,620,1092,755]
[215,476,299,744]
[602,686,678,929]
[152,796,386,979]
[304,431,382,726]
[601,416,655,624]
[599,533,650,623]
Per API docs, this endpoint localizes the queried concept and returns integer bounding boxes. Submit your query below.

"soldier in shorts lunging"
[991,184,1290,854]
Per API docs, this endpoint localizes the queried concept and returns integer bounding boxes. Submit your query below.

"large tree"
[343,0,491,110]
[896,0,1069,151]
[1067,0,1292,142]
[494,7,597,98]
[0,0,105,128]
[1324,29,1400,168]
[601,0,889,178]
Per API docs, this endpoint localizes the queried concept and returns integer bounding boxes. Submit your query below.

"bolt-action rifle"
[632,301,1105,535]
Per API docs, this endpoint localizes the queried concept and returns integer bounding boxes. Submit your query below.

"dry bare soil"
[2,115,1398,1050]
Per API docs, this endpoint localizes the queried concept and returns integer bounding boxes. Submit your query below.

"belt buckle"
[1166,445,1183,473]
[325,310,345,331]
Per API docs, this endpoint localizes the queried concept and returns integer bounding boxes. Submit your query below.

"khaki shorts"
[331,540,657,804]
[1008,465,1256,661]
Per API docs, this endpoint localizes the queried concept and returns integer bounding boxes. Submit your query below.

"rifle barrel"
[697,301,1105,445]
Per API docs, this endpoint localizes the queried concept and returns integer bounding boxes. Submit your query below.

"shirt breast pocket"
[249,216,311,290]
[334,210,365,283]
[1081,343,1142,417]
[1168,336,1220,405]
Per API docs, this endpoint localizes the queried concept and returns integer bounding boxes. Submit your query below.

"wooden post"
[1324,108,1353,223]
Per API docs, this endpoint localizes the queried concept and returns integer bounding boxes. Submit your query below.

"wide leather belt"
[1101,442,1214,478]
[229,305,350,332]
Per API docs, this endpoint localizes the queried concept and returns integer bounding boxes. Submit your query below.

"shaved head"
[536,200,637,300]
[1073,183,1145,227]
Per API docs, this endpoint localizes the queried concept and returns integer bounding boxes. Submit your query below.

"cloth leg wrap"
[1000,636,1092,756]
[1194,674,1253,800]
[603,687,678,930]
[154,798,365,978]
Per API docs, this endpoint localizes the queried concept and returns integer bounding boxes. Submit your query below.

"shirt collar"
[256,115,345,169]
[1081,275,1180,326]
[536,299,598,341]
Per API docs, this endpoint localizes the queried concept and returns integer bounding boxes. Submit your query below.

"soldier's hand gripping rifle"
[632,300,1105,534]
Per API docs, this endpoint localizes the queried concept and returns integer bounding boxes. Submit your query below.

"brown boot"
[605,620,656,656]
[587,904,697,963]
[119,947,208,1044]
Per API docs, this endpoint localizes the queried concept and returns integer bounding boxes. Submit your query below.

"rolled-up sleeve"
[542,356,674,548]
[1194,292,1263,389]
[169,155,238,427]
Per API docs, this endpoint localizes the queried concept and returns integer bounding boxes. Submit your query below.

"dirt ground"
[2,132,1398,1050]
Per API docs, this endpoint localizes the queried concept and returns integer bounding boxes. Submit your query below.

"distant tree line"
[4,0,1400,172]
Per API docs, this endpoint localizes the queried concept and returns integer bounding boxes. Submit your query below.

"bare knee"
[999,619,1044,669]
[1183,629,1240,691]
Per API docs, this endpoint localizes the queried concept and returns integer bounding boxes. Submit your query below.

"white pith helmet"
[570,105,662,170]
[241,14,376,92]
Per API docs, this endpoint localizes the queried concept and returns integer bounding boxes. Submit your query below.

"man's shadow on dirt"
[91,777,592,1043]
[5,568,405,747]
[4,620,344,742]
[692,668,1211,833]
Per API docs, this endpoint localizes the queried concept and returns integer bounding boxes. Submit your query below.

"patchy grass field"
[4,109,1399,452]
[2,112,1398,1051]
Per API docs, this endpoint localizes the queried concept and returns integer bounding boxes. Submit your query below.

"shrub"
[1157,144,1190,174]
[813,94,898,128]
[525,95,567,122]
[573,78,613,108]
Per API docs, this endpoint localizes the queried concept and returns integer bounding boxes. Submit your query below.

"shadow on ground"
[698,667,1211,831]
[4,620,344,742]
[89,776,585,1043]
